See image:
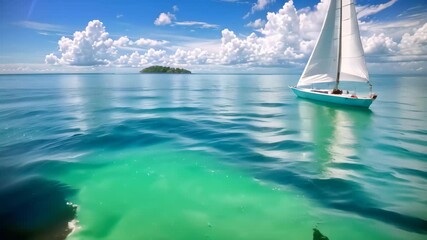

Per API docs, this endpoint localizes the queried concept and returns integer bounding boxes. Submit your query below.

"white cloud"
[357,1,427,43]
[45,20,169,66]
[254,0,274,11]
[113,36,131,47]
[244,0,275,18]
[154,11,219,29]
[362,33,398,55]
[171,48,212,65]
[360,23,427,75]
[45,53,60,65]
[246,19,266,28]
[135,38,168,47]
[121,49,168,66]
[115,47,213,67]
[398,23,427,55]
[174,21,219,29]
[357,0,398,19]
[261,1,301,46]
[41,2,364,69]
[154,12,175,26]
[359,22,427,61]
[16,20,64,32]
[45,20,116,66]
[219,0,314,66]
[173,5,179,12]
[219,29,254,64]
[44,1,427,74]
[298,0,329,40]
[112,36,168,48]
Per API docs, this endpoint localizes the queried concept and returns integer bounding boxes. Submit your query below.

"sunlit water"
[0,74,426,240]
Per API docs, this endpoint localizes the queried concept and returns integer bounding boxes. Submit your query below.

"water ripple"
[1,74,426,237]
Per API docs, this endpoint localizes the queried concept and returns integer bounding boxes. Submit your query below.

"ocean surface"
[0,73,426,240]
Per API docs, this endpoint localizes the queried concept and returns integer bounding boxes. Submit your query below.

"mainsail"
[297,0,369,87]
[340,0,369,83]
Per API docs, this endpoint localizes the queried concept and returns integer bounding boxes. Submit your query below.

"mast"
[334,0,342,90]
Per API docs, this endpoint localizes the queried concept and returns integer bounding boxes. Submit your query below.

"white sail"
[340,0,369,83]
[297,0,369,87]
[298,0,339,87]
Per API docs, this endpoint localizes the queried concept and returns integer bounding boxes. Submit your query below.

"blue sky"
[0,0,426,74]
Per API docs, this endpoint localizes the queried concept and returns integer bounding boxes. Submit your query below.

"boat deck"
[290,87,376,108]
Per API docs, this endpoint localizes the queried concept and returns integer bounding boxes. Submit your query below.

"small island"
[140,66,191,74]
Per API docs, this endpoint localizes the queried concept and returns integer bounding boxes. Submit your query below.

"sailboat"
[290,0,377,108]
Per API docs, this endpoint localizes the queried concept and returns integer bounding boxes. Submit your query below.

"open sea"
[0,73,426,240]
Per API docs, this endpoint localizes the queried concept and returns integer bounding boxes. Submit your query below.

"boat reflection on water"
[297,98,373,178]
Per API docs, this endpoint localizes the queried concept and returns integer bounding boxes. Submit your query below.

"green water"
[54,145,417,240]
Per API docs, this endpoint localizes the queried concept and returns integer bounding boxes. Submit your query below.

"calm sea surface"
[0,73,426,240]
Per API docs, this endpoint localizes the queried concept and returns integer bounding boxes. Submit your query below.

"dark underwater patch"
[0,175,76,240]
[313,228,329,240]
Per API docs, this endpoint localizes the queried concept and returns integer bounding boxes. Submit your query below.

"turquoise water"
[0,74,426,239]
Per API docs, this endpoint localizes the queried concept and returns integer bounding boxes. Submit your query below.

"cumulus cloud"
[360,22,427,74]
[113,36,131,47]
[45,1,427,74]
[45,53,60,65]
[360,22,427,60]
[45,20,169,66]
[135,38,168,47]
[246,19,266,28]
[245,0,276,18]
[44,20,116,66]
[398,23,427,55]
[235,0,427,68]
[362,33,398,55]
[171,48,213,65]
[154,12,175,26]
[116,49,168,67]
[112,36,167,48]
[219,29,256,64]
[218,0,307,66]
[261,1,301,47]
[298,0,329,40]
[42,1,358,68]
[225,0,312,64]
[252,0,275,12]
[115,47,214,67]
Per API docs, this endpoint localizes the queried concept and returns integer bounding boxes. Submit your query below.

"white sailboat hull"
[290,87,375,108]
